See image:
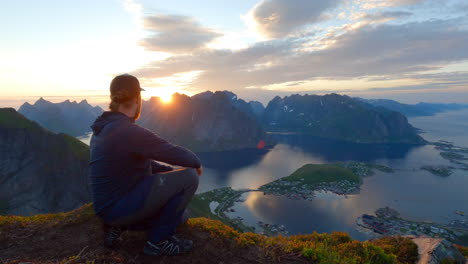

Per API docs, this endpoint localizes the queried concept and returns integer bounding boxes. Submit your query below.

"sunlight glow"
[160,93,172,103]
[141,87,178,104]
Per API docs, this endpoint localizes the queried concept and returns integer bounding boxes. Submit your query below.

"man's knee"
[184,168,199,187]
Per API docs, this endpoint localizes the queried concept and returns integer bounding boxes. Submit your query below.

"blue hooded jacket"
[88,111,201,216]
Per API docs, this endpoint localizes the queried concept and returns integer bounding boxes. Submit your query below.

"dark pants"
[100,168,199,243]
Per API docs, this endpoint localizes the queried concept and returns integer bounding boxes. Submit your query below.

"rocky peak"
[191,91,214,101]
[33,97,52,107]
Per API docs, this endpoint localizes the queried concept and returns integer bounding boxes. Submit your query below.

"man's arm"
[129,125,202,168]
[151,160,173,173]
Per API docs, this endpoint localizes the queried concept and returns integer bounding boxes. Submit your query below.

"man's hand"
[196,166,203,177]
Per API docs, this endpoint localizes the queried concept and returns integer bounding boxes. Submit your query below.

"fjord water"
[409,109,468,148]
[77,109,468,240]
[197,109,468,240]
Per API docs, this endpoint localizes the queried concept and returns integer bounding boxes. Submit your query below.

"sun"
[141,88,174,104]
[160,93,172,103]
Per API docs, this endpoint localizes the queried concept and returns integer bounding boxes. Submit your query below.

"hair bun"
[110,89,132,103]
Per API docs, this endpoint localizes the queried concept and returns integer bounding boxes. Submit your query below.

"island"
[432,140,468,169]
[440,152,467,161]
[258,164,361,199]
[421,165,454,177]
[259,162,394,200]
[189,162,395,235]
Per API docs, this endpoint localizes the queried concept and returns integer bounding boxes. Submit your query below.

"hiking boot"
[143,236,193,256]
[103,224,125,249]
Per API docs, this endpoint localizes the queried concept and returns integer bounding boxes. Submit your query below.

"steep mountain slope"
[0,108,90,216]
[18,98,103,136]
[138,91,267,152]
[262,94,425,144]
[359,98,468,117]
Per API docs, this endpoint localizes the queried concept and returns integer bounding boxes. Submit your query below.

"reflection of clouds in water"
[240,191,370,239]
[245,191,349,225]
[380,145,447,170]
[244,192,279,219]
[229,144,325,189]
[237,171,431,236]
[196,167,222,193]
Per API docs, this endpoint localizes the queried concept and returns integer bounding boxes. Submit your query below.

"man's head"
[109,74,144,120]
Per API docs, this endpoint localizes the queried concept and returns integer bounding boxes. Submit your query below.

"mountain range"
[138,91,267,152]
[261,93,425,144]
[0,108,90,216]
[18,97,103,136]
[15,92,433,148]
[358,98,468,117]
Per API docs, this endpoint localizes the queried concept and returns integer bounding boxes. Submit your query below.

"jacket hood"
[91,111,133,135]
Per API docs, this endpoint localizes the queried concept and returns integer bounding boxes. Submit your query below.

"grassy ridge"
[0,204,422,263]
[0,108,37,129]
[58,133,90,160]
[188,192,224,221]
[283,164,360,185]
[0,203,95,227]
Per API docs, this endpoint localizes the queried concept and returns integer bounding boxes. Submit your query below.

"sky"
[1,0,468,108]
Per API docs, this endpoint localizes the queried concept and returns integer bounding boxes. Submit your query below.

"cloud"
[139,15,222,53]
[134,38,299,90]
[134,17,468,94]
[361,0,424,9]
[362,11,413,22]
[247,0,342,39]
[301,19,468,78]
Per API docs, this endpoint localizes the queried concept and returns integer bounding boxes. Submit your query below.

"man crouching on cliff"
[88,74,202,256]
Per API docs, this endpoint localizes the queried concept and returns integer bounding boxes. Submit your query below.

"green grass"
[189,192,224,221]
[191,217,403,263]
[282,164,360,185]
[0,203,95,227]
[0,108,37,129]
[0,108,90,162]
[2,203,422,263]
[58,133,90,160]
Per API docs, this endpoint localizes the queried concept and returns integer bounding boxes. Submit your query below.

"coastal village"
[357,207,468,245]
[257,162,393,200]
[259,178,359,200]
